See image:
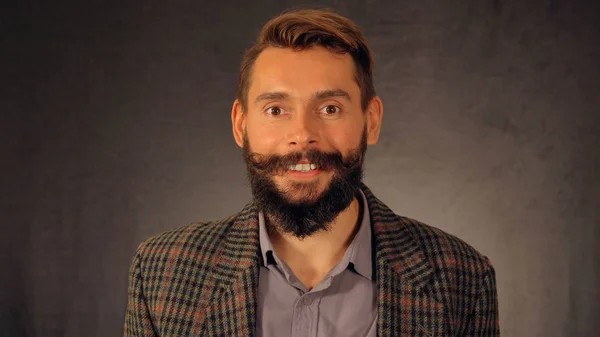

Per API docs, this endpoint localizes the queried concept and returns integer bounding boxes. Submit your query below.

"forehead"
[248,46,359,103]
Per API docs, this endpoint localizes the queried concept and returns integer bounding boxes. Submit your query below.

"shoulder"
[399,215,493,273]
[132,211,240,271]
[396,217,499,330]
[396,215,496,311]
[361,184,494,280]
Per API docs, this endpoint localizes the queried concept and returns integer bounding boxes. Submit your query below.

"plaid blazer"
[124,184,499,336]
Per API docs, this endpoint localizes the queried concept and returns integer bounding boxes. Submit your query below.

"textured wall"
[1,1,598,336]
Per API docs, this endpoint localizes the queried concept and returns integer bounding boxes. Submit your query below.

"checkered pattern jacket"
[124,184,499,336]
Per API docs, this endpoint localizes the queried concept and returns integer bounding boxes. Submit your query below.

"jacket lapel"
[361,185,445,337]
[199,201,261,337]
[197,185,445,336]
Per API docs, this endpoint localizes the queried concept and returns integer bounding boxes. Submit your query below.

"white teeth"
[288,163,318,172]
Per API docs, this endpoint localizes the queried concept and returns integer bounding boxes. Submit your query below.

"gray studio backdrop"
[1,1,599,336]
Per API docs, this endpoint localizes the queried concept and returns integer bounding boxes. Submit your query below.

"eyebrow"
[254,89,352,104]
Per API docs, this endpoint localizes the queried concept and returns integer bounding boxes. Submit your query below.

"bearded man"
[124,9,499,337]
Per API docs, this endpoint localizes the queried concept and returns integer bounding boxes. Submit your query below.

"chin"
[282,193,321,206]
[278,179,329,205]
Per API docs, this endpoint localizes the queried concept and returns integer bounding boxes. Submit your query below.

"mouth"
[287,163,319,173]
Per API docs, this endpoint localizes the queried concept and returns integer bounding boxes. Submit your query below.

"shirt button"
[301,297,313,306]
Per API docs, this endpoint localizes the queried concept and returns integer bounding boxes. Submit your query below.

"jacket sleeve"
[462,262,500,336]
[124,245,157,337]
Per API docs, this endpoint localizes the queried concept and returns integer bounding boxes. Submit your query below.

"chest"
[256,265,377,337]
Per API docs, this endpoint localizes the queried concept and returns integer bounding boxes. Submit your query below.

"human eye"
[319,105,341,115]
[265,106,286,116]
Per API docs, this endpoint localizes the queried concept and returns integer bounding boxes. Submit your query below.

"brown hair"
[236,9,376,112]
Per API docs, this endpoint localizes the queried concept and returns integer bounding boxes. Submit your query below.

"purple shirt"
[257,190,377,337]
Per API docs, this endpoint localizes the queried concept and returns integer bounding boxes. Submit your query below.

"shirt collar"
[258,189,373,281]
[258,210,275,266]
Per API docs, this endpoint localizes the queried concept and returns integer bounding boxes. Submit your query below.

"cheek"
[323,122,364,150]
[246,124,283,152]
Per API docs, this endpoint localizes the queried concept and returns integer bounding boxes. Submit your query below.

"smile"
[287,163,318,172]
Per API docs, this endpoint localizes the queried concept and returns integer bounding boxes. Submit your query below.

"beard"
[243,129,367,239]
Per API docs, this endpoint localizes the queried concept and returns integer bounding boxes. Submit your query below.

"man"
[124,9,499,337]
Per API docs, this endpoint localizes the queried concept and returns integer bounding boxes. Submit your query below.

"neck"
[268,195,362,289]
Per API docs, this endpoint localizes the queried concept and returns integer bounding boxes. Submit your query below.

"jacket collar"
[212,183,435,289]
[200,183,441,336]
[361,184,443,336]
[361,183,435,290]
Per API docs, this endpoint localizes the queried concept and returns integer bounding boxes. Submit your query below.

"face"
[232,46,383,237]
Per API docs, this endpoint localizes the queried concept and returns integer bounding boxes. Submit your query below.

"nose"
[286,110,319,150]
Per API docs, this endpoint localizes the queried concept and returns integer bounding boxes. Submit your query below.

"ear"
[365,96,383,145]
[231,99,246,148]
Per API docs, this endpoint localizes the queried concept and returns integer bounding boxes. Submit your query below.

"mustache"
[244,148,362,175]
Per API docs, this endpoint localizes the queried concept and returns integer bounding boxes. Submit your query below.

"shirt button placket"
[291,295,316,337]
